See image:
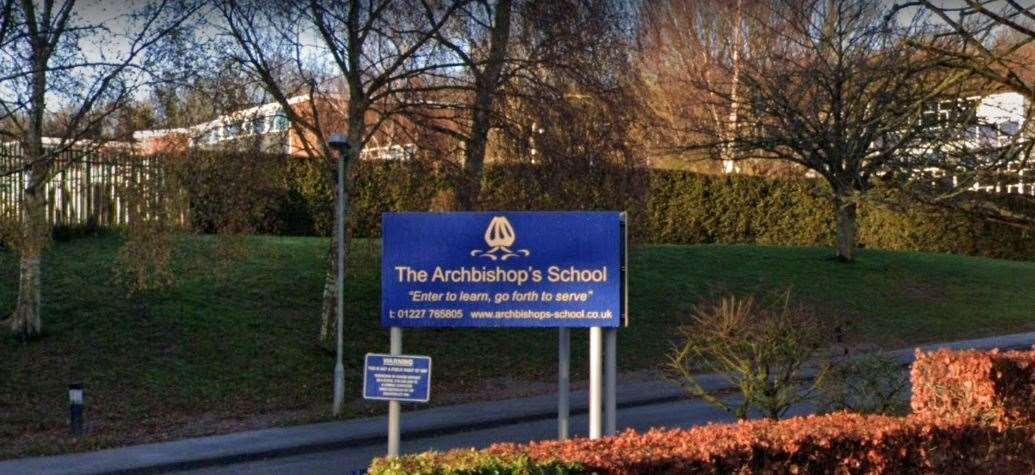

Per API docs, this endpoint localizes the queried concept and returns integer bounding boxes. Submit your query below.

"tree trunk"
[11,21,51,340]
[720,0,743,174]
[457,0,512,210]
[12,254,42,338]
[10,188,45,339]
[835,196,858,262]
[318,236,336,347]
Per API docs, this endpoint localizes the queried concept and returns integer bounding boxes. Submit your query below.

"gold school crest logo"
[470,216,531,261]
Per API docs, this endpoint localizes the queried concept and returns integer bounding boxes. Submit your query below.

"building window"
[361,144,416,161]
[251,117,266,135]
[999,120,1020,136]
[272,115,289,132]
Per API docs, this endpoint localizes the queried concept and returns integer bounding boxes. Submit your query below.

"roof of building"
[1,137,134,149]
[132,95,323,141]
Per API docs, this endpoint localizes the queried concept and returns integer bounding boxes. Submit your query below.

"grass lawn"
[2,234,1035,458]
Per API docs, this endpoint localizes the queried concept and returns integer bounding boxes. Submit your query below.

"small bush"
[818,352,910,416]
[368,450,580,475]
[911,348,1035,428]
[665,291,832,420]
[428,189,460,212]
[51,217,104,242]
[114,220,175,293]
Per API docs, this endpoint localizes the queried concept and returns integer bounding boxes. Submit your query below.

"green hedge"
[248,157,1033,260]
[858,189,1035,261]
[642,171,835,246]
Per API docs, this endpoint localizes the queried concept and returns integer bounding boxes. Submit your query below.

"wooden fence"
[0,142,183,228]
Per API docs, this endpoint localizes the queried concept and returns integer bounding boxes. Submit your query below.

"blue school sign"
[363,353,432,403]
[381,211,626,328]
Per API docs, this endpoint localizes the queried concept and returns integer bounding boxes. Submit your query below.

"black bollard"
[69,383,84,436]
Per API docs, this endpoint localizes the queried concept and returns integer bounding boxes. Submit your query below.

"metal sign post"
[387,327,402,457]
[589,327,603,439]
[606,212,627,436]
[558,328,570,440]
[605,328,617,436]
[362,345,431,460]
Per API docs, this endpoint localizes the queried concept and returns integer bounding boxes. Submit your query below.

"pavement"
[184,393,816,475]
[2,331,1033,475]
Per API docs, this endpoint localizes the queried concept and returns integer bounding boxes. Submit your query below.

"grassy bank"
[2,234,1035,458]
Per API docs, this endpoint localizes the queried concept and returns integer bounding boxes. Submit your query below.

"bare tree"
[894,0,1035,228]
[148,59,264,132]
[637,0,752,172]
[495,0,642,166]
[0,0,198,339]
[666,291,832,421]
[0,0,14,53]
[673,0,965,261]
[413,0,639,201]
[0,1,15,248]
[904,0,1035,99]
[427,0,512,209]
[214,0,462,344]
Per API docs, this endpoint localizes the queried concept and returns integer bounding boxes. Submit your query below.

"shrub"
[114,219,175,293]
[369,450,580,475]
[167,151,286,236]
[0,210,14,250]
[665,291,833,420]
[911,348,1035,428]
[348,158,451,236]
[371,414,1035,474]
[818,352,910,416]
[51,217,104,242]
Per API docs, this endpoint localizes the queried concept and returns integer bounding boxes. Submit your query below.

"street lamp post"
[328,134,350,417]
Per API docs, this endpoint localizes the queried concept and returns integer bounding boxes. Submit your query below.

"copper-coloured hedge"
[911,348,1035,428]
[370,349,1035,474]
[371,413,1035,474]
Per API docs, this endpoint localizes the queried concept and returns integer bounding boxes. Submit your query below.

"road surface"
[186,396,816,474]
